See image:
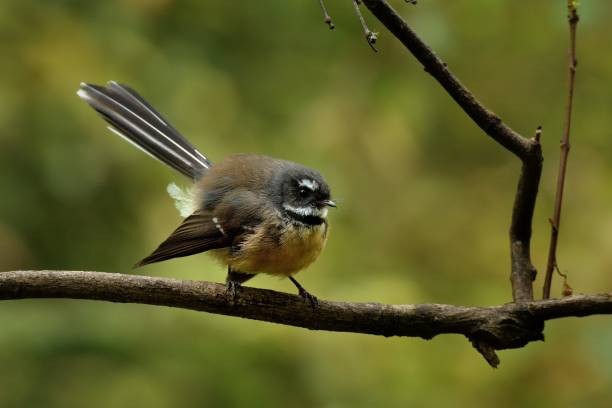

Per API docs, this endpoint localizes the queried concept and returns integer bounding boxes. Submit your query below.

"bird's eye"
[298,187,309,198]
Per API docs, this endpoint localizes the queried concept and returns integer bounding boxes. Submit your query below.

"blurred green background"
[1,1,612,406]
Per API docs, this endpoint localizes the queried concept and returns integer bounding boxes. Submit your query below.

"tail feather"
[105,82,199,160]
[77,81,211,179]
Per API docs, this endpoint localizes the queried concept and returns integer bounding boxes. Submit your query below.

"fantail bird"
[77,81,336,305]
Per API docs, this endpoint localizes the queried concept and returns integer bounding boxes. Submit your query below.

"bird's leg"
[289,276,318,309]
[225,269,255,302]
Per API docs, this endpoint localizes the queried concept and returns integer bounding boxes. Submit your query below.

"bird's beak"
[321,199,337,208]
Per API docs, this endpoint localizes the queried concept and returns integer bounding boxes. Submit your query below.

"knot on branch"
[468,309,544,367]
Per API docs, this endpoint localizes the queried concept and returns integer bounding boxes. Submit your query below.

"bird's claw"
[226,280,241,303]
[298,288,319,309]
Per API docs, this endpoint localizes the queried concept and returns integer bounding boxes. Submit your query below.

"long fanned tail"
[77,81,212,179]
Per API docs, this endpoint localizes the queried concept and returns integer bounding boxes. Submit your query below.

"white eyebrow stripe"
[298,178,318,191]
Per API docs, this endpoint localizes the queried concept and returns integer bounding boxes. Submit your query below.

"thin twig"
[353,0,379,52]
[318,0,335,29]
[543,1,579,299]
[554,264,574,297]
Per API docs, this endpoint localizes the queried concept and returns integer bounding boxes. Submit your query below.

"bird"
[77,81,336,306]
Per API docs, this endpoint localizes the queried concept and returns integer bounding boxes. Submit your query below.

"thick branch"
[361,0,542,302]
[2,271,612,367]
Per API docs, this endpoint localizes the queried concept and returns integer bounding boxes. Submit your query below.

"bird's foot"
[298,287,319,309]
[289,276,318,309]
[226,279,241,304]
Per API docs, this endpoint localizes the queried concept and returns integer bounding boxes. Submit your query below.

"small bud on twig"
[534,125,542,142]
[318,0,335,30]
[354,0,379,52]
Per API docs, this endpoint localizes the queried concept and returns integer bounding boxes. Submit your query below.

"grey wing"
[135,210,230,267]
[135,190,266,267]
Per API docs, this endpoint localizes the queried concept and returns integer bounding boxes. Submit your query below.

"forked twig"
[361,0,541,302]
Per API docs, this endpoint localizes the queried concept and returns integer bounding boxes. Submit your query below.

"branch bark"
[361,0,542,302]
[510,133,542,302]
[2,270,612,368]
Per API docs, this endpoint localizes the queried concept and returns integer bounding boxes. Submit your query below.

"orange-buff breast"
[211,222,328,276]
